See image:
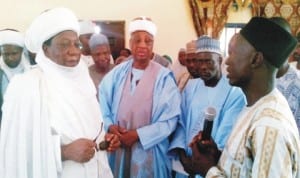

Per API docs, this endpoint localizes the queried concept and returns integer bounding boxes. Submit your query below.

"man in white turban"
[0,7,120,178]
[79,20,96,67]
[0,29,31,92]
[99,16,181,178]
[0,29,32,123]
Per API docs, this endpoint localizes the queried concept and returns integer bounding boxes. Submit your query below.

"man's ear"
[218,56,223,65]
[42,44,49,56]
[129,38,133,50]
[250,52,264,68]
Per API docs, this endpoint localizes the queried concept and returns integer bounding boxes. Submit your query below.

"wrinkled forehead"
[197,51,220,60]
[186,52,196,58]
[130,31,154,39]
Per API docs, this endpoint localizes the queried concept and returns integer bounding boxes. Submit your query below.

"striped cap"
[196,35,221,55]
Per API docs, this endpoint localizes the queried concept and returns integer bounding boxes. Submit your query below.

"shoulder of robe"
[6,67,43,95]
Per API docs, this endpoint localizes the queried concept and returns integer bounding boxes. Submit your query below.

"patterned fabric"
[189,0,232,38]
[252,0,300,36]
[206,89,300,178]
[276,65,300,132]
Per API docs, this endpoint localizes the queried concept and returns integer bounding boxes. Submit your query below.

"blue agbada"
[99,59,181,178]
[169,76,246,178]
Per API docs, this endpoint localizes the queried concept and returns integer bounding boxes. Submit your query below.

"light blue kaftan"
[99,59,181,178]
[169,76,246,178]
[276,65,300,133]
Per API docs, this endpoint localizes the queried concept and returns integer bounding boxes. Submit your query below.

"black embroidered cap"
[240,17,297,68]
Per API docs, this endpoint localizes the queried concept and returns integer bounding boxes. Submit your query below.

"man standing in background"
[173,48,187,82]
[0,29,31,121]
[176,40,196,92]
[88,33,114,90]
[79,20,96,67]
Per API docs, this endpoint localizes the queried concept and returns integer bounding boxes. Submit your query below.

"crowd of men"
[0,6,299,178]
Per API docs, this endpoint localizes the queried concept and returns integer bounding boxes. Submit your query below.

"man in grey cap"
[189,17,300,177]
[88,33,114,90]
[168,35,245,178]
[0,7,120,178]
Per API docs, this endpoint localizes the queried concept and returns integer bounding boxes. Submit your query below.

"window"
[220,23,245,57]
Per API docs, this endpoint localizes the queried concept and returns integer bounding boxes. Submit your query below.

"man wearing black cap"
[188,17,300,177]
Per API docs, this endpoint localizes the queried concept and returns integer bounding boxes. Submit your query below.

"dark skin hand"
[176,148,195,175]
[104,133,121,152]
[61,133,121,163]
[109,124,139,148]
[189,132,222,176]
[61,138,96,163]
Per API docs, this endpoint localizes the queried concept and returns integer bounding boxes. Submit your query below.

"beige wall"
[227,7,252,23]
[0,0,197,61]
[0,1,252,61]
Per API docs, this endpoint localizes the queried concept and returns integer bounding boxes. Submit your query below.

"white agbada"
[0,7,113,178]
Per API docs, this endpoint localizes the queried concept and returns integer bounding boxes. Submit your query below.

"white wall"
[0,0,197,61]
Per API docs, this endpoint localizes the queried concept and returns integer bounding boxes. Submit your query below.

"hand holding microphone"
[196,107,216,153]
[189,107,221,173]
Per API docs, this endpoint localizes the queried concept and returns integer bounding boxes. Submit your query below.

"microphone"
[201,107,216,140]
[196,107,216,153]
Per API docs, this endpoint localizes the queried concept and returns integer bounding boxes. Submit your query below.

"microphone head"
[205,107,216,121]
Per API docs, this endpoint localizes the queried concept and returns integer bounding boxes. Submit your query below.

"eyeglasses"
[55,40,82,51]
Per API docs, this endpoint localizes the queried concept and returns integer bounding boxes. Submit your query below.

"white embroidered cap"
[196,35,221,55]
[129,16,157,36]
[0,30,24,47]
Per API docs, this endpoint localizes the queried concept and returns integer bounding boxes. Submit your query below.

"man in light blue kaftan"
[276,60,300,133]
[99,16,181,178]
[168,36,246,178]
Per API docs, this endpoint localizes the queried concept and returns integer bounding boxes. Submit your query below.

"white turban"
[129,16,157,36]
[79,20,96,35]
[25,7,79,53]
[0,30,24,47]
